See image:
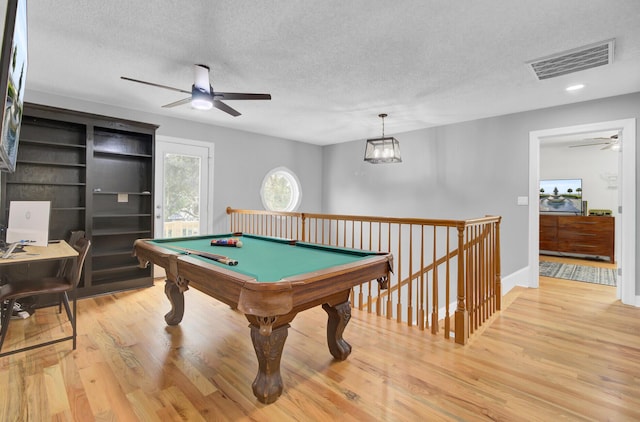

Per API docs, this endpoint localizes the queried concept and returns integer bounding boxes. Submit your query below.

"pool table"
[133,233,393,404]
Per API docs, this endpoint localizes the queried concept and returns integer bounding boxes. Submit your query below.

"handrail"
[226,207,501,345]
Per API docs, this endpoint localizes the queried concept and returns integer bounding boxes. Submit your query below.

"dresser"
[539,215,615,262]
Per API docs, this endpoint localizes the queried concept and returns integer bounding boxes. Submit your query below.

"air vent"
[528,39,615,80]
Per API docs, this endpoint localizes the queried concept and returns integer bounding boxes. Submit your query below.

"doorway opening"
[529,119,636,305]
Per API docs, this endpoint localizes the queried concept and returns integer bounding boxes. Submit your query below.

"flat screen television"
[0,0,28,173]
[539,178,583,214]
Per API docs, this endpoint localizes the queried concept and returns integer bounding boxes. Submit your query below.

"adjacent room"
[538,131,618,286]
[1,1,639,420]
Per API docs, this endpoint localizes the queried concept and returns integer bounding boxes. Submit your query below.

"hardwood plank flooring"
[1,257,638,421]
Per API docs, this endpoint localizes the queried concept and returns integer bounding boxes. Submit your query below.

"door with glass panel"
[154,139,212,239]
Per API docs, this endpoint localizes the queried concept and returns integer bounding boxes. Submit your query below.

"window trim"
[260,166,302,212]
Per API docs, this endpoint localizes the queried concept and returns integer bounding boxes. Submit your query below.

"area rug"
[539,261,617,286]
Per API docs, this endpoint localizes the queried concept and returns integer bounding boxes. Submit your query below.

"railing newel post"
[455,223,469,345]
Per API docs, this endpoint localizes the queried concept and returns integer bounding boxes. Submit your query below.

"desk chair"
[0,237,91,356]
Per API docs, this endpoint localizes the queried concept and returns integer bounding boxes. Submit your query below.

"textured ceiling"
[23,1,640,145]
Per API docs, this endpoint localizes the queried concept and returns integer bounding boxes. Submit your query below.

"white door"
[155,137,213,238]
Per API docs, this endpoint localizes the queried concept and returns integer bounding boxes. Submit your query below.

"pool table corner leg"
[322,300,352,360]
[164,279,185,325]
[250,323,289,404]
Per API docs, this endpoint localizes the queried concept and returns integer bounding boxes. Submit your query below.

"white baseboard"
[501,266,532,294]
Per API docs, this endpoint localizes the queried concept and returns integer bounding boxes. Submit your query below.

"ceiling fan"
[569,134,619,150]
[121,64,271,117]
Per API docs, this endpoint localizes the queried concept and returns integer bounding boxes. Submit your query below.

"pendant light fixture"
[364,113,402,164]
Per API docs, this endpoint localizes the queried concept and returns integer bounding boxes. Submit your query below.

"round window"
[260,167,302,212]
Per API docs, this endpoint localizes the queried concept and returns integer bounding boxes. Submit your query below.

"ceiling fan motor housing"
[194,64,211,93]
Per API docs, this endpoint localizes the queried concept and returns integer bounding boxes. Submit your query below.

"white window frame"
[260,166,302,212]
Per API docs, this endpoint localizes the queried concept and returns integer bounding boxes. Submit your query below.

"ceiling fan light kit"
[364,114,402,164]
[191,90,214,111]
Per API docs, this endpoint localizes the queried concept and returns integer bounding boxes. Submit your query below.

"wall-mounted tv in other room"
[0,0,28,173]
[539,178,583,214]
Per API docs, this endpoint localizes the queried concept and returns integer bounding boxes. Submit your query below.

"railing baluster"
[407,225,413,326]
[419,225,425,331]
[396,224,403,323]
[386,223,393,320]
[431,226,439,334]
[444,227,451,339]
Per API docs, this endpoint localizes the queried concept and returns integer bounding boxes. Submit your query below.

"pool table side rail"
[177,252,392,317]
[140,233,245,244]
[295,241,391,257]
[285,255,392,313]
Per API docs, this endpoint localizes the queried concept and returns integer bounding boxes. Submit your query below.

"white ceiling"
[24,1,640,146]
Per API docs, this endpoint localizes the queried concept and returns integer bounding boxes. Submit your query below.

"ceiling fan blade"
[569,142,609,148]
[162,97,192,108]
[215,92,271,101]
[121,76,191,95]
[213,100,241,117]
[601,142,621,150]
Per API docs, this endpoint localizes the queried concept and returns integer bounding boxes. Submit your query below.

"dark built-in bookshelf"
[1,103,158,297]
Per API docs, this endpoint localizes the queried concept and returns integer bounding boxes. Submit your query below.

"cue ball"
[236,240,243,248]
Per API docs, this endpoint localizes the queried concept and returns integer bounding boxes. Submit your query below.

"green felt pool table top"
[147,233,385,282]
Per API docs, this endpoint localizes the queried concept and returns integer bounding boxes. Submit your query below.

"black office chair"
[0,237,91,356]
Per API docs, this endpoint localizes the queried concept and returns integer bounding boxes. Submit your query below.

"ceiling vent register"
[528,39,615,80]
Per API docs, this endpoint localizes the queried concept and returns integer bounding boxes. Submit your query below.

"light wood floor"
[1,257,638,421]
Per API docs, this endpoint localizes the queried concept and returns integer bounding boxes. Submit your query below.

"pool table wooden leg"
[322,300,352,360]
[164,279,185,325]
[249,323,289,404]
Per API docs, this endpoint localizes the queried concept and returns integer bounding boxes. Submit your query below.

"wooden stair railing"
[226,207,501,345]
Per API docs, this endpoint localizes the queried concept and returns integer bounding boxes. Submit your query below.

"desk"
[134,233,393,404]
[0,241,78,265]
[0,241,78,357]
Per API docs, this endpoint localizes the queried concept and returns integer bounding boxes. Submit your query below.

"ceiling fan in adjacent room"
[121,64,271,117]
[568,134,620,150]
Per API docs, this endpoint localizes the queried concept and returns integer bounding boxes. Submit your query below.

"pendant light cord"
[379,113,387,137]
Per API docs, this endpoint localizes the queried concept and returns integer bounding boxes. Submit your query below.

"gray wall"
[26,91,324,232]
[322,92,640,279]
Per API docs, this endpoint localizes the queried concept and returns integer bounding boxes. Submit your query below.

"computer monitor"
[6,200,51,246]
